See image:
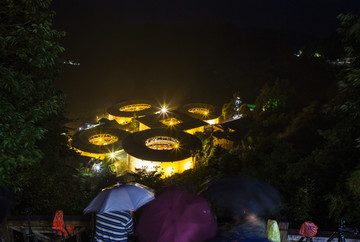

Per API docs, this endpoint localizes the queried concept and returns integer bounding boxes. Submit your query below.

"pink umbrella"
[136,188,217,242]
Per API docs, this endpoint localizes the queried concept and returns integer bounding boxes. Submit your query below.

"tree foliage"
[0,0,65,183]
[316,13,360,226]
[0,0,94,217]
[239,14,360,228]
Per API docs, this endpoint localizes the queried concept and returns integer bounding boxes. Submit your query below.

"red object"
[52,210,74,236]
[136,189,217,242]
[299,221,318,237]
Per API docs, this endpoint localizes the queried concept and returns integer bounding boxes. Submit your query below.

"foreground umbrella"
[136,188,217,242]
[203,175,282,218]
[84,182,154,214]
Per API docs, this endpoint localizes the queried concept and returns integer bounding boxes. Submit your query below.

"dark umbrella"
[203,175,282,219]
[136,188,217,242]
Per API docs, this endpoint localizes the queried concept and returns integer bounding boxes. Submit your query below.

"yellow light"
[159,117,182,126]
[110,153,115,158]
[165,166,175,176]
[206,119,216,125]
[184,161,192,170]
[134,160,159,173]
[188,107,210,115]
[161,107,167,113]
[120,104,151,112]
[145,136,180,150]
[89,134,119,146]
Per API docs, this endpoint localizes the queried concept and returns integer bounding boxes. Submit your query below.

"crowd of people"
[94,176,283,242]
[0,177,282,241]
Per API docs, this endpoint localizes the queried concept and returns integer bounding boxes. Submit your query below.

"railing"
[288,229,360,242]
[5,215,92,242]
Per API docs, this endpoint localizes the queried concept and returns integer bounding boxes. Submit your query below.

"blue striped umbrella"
[84,182,155,213]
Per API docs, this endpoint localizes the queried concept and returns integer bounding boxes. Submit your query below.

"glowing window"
[184,161,192,170]
[159,117,182,126]
[165,166,175,176]
[145,136,180,150]
[188,107,210,116]
[119,104,151,112]
[206,119,216,125]
[88,134,118,146]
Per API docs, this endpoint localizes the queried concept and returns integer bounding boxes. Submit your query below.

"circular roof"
[182,103,221,120]
[72,127,129,154]
[122,128,202,162]
[107,99,158,117]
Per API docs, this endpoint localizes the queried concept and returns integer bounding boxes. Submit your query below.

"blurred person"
[204,175,282,241]
[211,210,269,241]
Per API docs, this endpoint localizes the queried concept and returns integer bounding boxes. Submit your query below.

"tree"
[0,0,65,184]
[253,79,294,115]
[132,169,163,191]
[324,14,360,150]
[220,101,234,121]
[317,14,360,226]
[246,80,296,140]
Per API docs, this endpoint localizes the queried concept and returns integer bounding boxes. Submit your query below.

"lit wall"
[128,156,193,178]
[185,126,205,135]
[73,148,106,160]
[205,117,219,125]
[112,116,133,125]
[139,123,151,131]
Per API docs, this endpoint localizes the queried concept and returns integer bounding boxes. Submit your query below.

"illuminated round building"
[107,99,158,125]
[122,128,202,177]
[182,103,221,125]
[72,126,129,159]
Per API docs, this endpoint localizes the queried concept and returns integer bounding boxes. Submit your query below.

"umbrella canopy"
[203,175,282,219]
[84,182,154,214]
[136,188,217,242]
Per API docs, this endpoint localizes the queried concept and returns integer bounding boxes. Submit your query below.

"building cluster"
[70,99,241,177]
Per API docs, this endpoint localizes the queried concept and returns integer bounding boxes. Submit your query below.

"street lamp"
[94,163,101,172]
[161,106,167,113]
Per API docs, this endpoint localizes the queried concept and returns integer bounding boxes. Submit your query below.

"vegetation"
[318,13,360,227]
[0,0,93,216]
[2,0,360,234]
[0,0,65,184]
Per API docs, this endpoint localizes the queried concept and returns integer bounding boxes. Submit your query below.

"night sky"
[51,0,360,123]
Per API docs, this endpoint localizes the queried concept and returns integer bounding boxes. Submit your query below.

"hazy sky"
[51,0,360,121]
